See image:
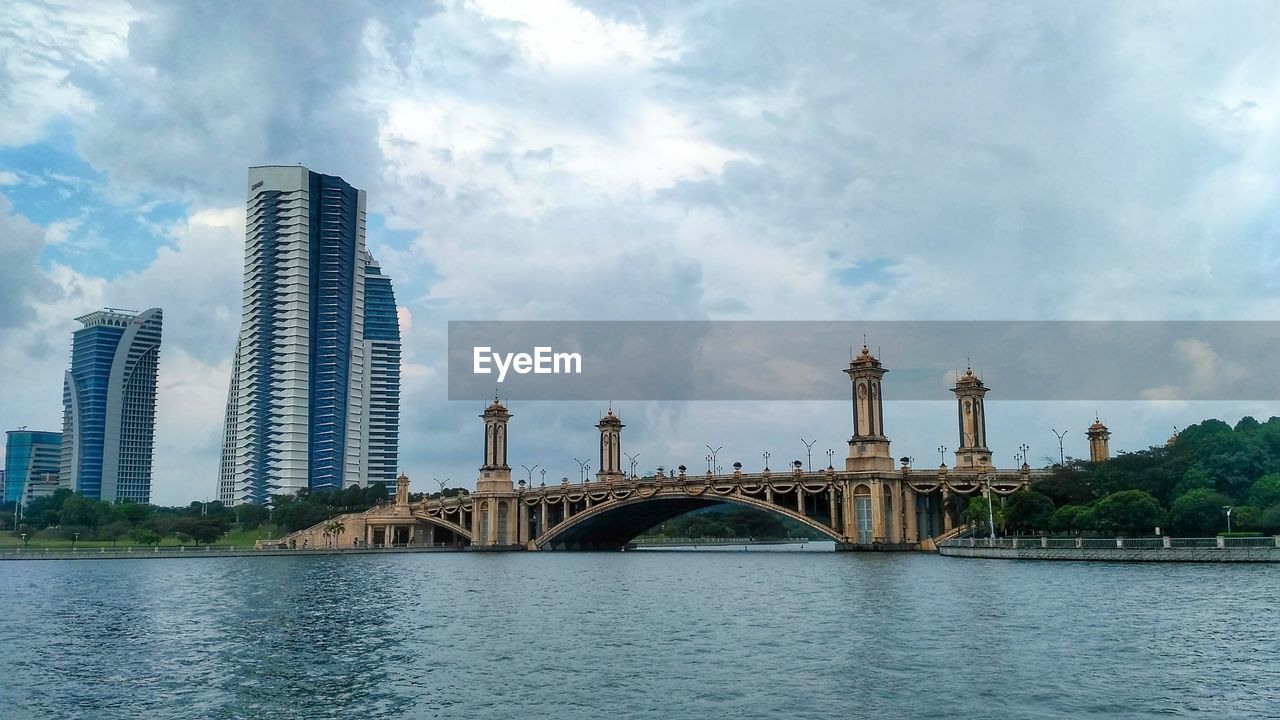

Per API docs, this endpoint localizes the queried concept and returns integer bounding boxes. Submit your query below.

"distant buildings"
[218,165,401,506]
[4,430,61,504]
[60,308,163,503]
[20,472,67,509]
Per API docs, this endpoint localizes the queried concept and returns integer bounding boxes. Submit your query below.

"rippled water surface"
[1,549,1276,719]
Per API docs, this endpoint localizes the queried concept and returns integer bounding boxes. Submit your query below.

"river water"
[0,548,1275,719]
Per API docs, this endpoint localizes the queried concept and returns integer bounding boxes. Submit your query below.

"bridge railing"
[939,536,1280,549]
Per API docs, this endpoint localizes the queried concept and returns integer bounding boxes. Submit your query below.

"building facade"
[5,430,62,504]
[60,308,163,503]
[218,165,401,505]
[362,258,401,489]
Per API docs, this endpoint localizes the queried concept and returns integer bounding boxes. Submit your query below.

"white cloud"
[0,0,135,146]
[6,1,1280,503]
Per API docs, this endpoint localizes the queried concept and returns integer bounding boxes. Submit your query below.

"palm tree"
[321,518,346,548]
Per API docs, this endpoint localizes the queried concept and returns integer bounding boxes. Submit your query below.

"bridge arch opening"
[533,494,843,551]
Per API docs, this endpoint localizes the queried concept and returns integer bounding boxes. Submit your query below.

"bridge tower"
[844,344,893,472]
[473,396,518,547]
[952,367,992,469]
[1087,418,1110,462]
[596,408,625,483]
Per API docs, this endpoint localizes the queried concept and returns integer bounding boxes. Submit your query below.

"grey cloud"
[0,196,58,327]
[68,0,442,204]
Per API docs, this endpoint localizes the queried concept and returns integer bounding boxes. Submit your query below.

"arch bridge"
[280,347,1084,552]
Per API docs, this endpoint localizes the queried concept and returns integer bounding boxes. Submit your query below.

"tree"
[321,518,347,547]
[130,527,161,546]
[1258,504,1280,535]
[1091,490,1163,536]
[1248,474,1280,509]
[23,489,72,528]
[174,516,230,545]
[59,494,98,528]
[962,495,1004,536]
[102,521,131,546]
[1168,488,1233,536]
[1048,505,1092,534]
[234,503,270,528]
[1034,462,1098,507]
[1229,505,1262,533]
[1004,491,1055,534]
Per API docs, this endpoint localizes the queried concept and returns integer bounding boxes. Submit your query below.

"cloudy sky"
[3,0,1280,504]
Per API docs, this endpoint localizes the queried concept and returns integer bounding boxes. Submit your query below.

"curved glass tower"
[218,166,400,505]
[60,308,163,503]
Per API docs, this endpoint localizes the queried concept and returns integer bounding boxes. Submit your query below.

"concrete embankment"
[0,546,466,561]
[938,538,1280,563]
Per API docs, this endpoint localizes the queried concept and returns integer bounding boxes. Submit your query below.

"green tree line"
[974,416,1280,537]
[645,505,825,539]
[6,483,393,546]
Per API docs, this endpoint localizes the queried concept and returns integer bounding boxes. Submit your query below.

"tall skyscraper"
[5,430,62,504]
[218,165,401,505]
[362,258,402,488]
[60,308,163,503]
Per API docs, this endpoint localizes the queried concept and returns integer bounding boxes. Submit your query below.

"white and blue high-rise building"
[60,308,163,503]
[218,166,401,505]
[362,258,401,488]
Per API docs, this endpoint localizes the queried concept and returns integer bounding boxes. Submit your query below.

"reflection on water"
[1,552,1275,719]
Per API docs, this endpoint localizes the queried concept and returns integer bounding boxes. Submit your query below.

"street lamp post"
[825,449,835,469]
[1051,429,1068,466]
[573,458,589,484]
[706,446,722,477]
[1019,443,1030,468]
[801,438,817,473]
[540,468,547,486]
[521,464,539,486]
[985,479,996,541]
[762,451,771,471]
[1223,506,1233,534]
[937,445,947,466]
[624,453,639,479]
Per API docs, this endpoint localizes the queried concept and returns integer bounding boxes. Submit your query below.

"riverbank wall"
[0,545,467,561]
[938,537,1280,563]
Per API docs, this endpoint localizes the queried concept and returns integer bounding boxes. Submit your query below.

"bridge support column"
[904,486,918,544]
[839,479,856,541]
[942,489,954,532]
[871,481,886,542]
[539,497,548,537]
[796,487,805,514]
[518,503,529,545]
[887,480,902,544]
